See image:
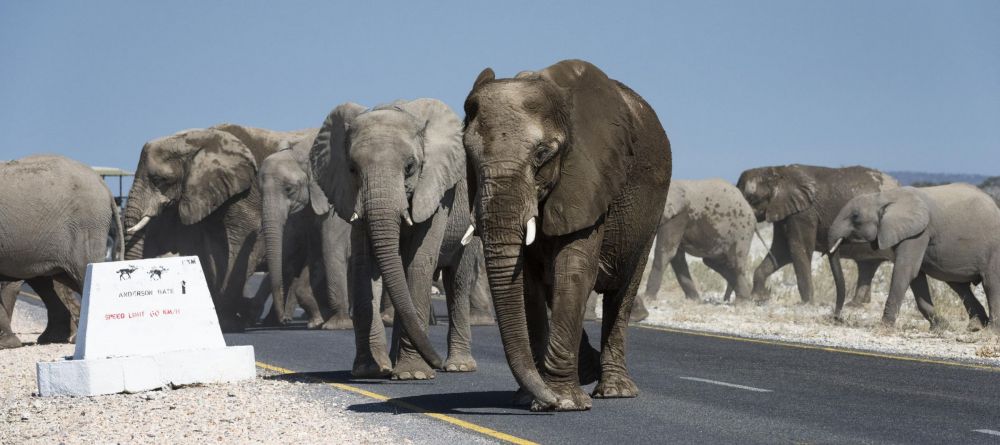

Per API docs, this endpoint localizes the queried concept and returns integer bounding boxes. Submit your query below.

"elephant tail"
[112,196,125,261]
[754,225,777,266]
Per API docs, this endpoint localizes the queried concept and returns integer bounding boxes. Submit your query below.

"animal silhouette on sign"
[147,266,168,281]
[117,265,139,280]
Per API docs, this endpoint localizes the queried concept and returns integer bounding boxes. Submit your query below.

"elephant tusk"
[350,212,359,222]
[525,217,536,246]
[126,216,151,234]
[402,212,413,226]
[829,237,843,254]
[461,224,475,246]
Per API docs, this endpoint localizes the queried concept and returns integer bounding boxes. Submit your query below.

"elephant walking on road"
[639,179,756,317]
[737,165,898,316]
[0,155,123,347]
[463,60,672,411]
[830,184,999,331]
[310,99,481,380]
[258,132,353,330]
[124,124,314,331]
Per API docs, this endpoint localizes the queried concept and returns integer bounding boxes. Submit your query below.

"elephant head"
[829,187,930,252]
[737,165,817,223]
[310,99,465,369]
[462,60,636,406]
[258,132,325,323]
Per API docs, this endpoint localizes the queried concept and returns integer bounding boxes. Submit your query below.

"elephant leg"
[540,229,601,411]
[319,215,352,330]
[380,285,394,327]
[593,244,647,400]
[829,253,847,318]
[670,253,700,301]
[391,250,438,381]
[29,276,76,344]
[947,282,988,332]
[910,272,945,330]
[786,220,817,303]
[643,221,682,301]
[466,240,495,326]
[0,281,23,349]
[290,266,324,329]
[732,255,752,302]
[703,257,737,303]
[752,226,792,301]
[349,227,391,378]
[882,238,928,326]
[442,263,476,372]
[982,269,1000,335]
[849,260,881,306]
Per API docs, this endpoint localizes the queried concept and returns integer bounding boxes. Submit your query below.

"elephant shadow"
[265,371,546,416]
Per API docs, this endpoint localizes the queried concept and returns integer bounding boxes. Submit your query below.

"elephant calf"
[830,184,999,332]
[640,179,755,316]
[0,155,123,347]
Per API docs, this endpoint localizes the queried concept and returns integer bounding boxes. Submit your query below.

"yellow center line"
[255,361,539,445]
[636,323,1000,372]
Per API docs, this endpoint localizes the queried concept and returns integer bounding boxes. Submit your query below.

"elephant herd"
[1,59,998,412]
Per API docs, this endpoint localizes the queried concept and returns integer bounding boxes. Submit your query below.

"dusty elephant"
[310,99,482,379]
[463,60,672,411]
[737,165,898,317]
[258,132,353,330]
[124,124,314,331]
[640,179,756,317]
[0,155,123,347]
[830,184,999,331]
[0,280,25,348]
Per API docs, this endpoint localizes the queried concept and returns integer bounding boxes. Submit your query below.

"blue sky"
[1,1,997,187]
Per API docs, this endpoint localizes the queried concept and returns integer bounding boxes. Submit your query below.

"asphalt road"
[223,300,1000,445]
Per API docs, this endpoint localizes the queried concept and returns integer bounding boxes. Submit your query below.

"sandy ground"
[632,224,1000,365]
[0,299,487,445]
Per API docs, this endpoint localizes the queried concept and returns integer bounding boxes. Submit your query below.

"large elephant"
[258,132,353,330]
[0,155,123,347]
[829,184,998,331]
[463,60,672,411]
[310,99,481,379]
[124,124,314,331]
[737,165,898,316]
[640,179,756,315]
[0,281,22,348]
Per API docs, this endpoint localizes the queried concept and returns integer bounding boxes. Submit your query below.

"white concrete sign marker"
[37,256,255,397]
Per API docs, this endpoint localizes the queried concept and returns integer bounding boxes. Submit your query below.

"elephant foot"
[592,372,639,399]
[845,299,868,308]
[443,353,477,372]
[37,325,75,345]
[218,316,247,333]
[351,353,392,379]
[629,301,649,323]
[0,333,23,349]
[305,316,325,329]
[532,383,591,412]
[391,353,436,380]
[929,317,950,333]
[967,317,986,332]
[320,315,353,330]
[468,310,495,326]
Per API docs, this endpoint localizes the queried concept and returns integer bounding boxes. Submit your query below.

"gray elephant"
[124,124,313,331]
[464,60,672,411]
[640,179,756,316]
[258,132,353,330]
[830,184,998,331]
[0,155,123,347]
[0,281,25,348]
[310,99,481,379]
[737,165,898,316]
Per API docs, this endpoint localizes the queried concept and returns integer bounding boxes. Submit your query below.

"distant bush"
[980,176,1000,206]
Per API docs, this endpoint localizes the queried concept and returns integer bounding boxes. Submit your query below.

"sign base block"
[36,346,256,397]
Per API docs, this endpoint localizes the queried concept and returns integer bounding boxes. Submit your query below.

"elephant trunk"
[828,219,851,254]
[262,205,290,323]
[362,172,443,369]
[123,179,150,260]
[477,170,557,408]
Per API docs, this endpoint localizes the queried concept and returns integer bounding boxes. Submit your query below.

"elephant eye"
[405,158,418,177]
[533,143,555,167]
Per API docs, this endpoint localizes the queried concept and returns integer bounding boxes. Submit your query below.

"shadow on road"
[347,391,550,417]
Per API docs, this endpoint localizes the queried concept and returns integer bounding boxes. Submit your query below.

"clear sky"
[1,1,997,186]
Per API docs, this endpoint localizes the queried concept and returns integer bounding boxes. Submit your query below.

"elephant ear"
[178,130,257,225]
[539,59,634,236]
[877,188,930,250]
[764,167,817,222]
[663,182,688,219]
[309,102,367,221]
[397,98,466,223]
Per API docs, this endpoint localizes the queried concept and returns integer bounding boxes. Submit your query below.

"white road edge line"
[679,376,773,393]
[973,429,1000,437]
